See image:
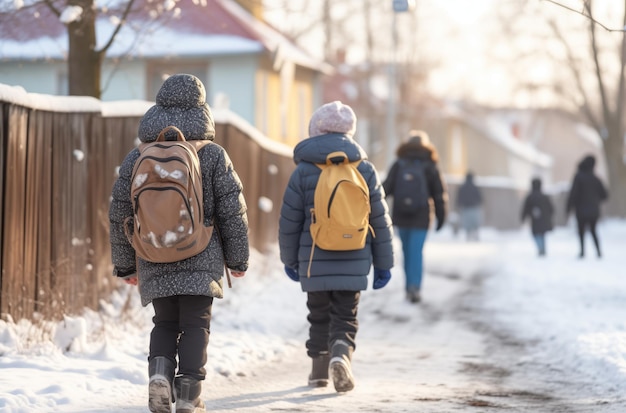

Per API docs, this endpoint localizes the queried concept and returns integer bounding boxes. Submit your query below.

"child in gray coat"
[109,74,249,413]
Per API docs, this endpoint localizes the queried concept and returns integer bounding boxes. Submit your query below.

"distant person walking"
[456,172,482,241]
[521,178,554,256]
[278,101,394,393]
[566,154,609,258]
[383,130,447,304]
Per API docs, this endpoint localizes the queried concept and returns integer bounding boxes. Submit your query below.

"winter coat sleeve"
[109,150,140,273]
[278,169,306,270]
[363,162,394,271]
[597,177,609,201]
[566,174,581,215]
[209,147,249,272]
[521,196,530,222]
[428,164,448,227]
[382,161,399,198]
[546,196,555,229]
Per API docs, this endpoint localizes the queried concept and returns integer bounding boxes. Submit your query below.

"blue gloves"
[284,265,299,282]
[373,268,391,290]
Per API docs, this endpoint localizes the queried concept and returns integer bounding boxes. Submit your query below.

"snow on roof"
[216,0,332,74]
[442,103,552,168]
[575,122,603,148]
[0,0,330,73]
[125,32,264,59]
[482,115,553,167]
[0,24,264,61]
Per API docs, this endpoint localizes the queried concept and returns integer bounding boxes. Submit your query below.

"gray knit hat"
[308,101,357,138]
[138,74,215,142]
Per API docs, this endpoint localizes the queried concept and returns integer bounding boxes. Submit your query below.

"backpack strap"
[137,137,212,152]
[156,125,186,142]
[190,140,212,152]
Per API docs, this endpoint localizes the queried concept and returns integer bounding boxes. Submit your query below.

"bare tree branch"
[96,0,135,54]
[547,18,601,131]
[42,0,60,17]
[616,0,626,133]
[585,0,613,129]
[542,0,626,32]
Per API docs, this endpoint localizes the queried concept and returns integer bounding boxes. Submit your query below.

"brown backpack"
[124,126,212,263]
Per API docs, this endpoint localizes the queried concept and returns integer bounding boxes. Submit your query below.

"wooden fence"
[0,86,567,323]
[0,88,294,323]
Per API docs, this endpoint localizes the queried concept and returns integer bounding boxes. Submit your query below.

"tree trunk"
[602,130,626,218]
[67,0,101,98]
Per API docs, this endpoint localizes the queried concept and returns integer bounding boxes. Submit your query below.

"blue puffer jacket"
[279,133,394,292]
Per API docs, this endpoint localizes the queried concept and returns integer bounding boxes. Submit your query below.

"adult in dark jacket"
[566,154,608,258]
[456,171,483,241]
[383,130,447,303]
[279,101,394,393]
[109,74,249,413]
[521,178,554,256]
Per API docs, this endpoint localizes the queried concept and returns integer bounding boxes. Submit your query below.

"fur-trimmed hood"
[396,139,439,163]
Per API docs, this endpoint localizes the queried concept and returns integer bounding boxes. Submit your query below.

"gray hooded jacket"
[109,74,249,306]
[278,133,394,292]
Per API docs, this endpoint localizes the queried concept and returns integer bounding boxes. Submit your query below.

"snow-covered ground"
[1,219,625,412]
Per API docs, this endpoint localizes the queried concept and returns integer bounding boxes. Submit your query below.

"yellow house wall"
[255,57,315,147]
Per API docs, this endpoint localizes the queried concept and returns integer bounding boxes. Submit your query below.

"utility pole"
[386,0,415,169]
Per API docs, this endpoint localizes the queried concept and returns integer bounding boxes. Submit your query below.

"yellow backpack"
[308,151,375,276]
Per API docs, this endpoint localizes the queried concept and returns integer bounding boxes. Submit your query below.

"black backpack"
[393,159,429,214]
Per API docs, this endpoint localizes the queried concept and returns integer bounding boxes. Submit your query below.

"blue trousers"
[533,234,546,256]
[398,228,428,291]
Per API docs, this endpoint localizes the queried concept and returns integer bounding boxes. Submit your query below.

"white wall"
[101,60,146,101]
[208,55,257,123]
[0,61,66,95]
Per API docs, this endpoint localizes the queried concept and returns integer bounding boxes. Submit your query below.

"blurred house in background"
[413,102,605,228]
[0,0,331,146]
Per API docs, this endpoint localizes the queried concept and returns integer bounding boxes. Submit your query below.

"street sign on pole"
[393,0,415,13]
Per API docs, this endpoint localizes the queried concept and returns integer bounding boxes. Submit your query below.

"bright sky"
[264,0,624,108]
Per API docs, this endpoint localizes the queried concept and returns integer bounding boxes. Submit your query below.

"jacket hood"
[293,133,367,164]
[396,140,438,163]
[138,74,215,143]
[578,155,596,172]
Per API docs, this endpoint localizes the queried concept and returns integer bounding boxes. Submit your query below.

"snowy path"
[205,260,488,413]
[2,222,626,413]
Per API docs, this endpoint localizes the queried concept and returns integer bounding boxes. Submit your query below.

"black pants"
[306,290,360,358]
[150,295,213,381]
[576,215,601,256]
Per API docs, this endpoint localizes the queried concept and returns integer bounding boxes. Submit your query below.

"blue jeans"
[533,234,546,256]
[398,228,428,291]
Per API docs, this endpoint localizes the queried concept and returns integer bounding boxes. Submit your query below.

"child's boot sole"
[330,358,355,393]
[148,377,172,413]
